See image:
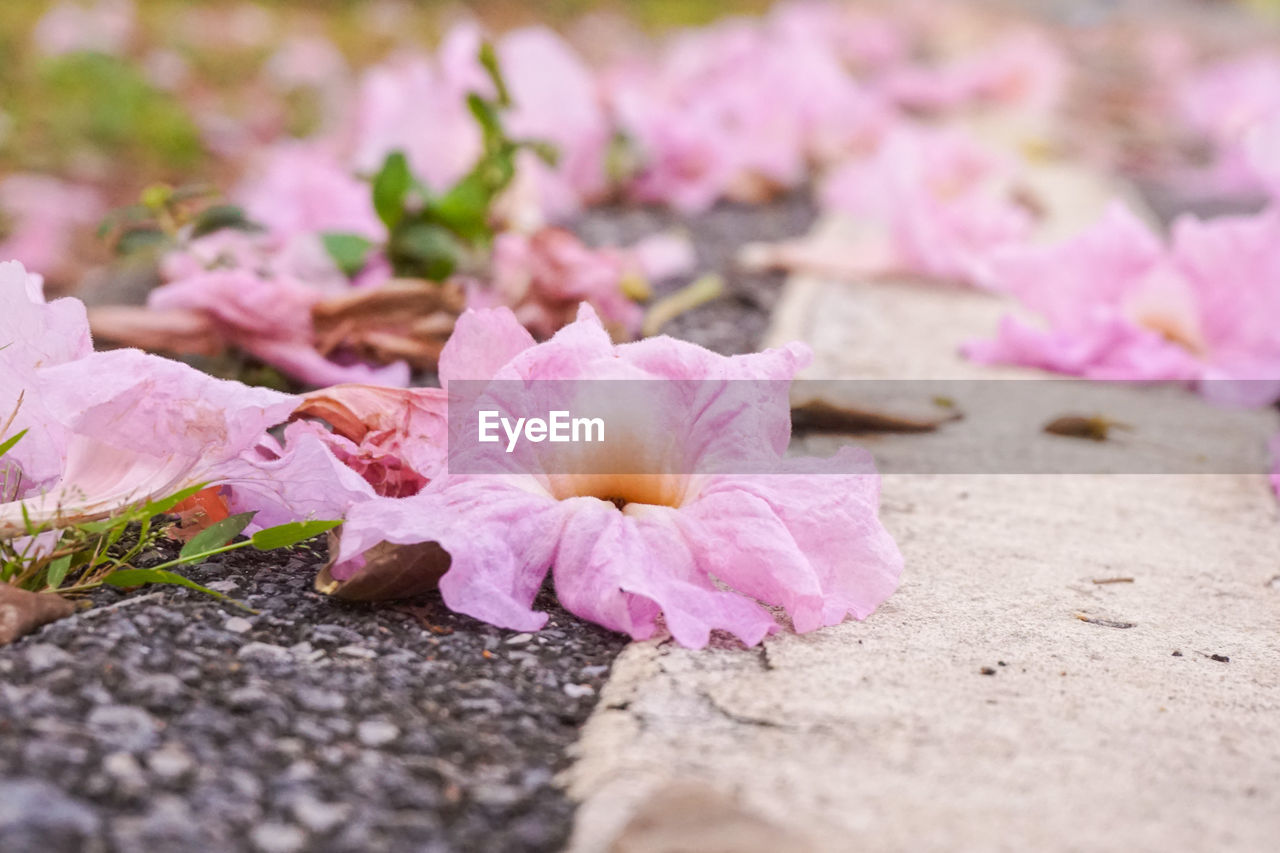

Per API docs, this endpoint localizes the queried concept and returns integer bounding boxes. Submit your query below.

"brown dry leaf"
[1043,414,1132,442]
[314,535,450,601]
[791,398,962,434]
[312,279,466,370]
[0,584,76,646]
[608,782,811,853]
[88,306,223,356]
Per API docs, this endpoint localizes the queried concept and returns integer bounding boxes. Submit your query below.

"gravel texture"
[0,197,816,853]
[576,193,816,355]
[1,545,626,853]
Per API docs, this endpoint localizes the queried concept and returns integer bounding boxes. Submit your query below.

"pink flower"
[216,384,451,532]
[0,262,92,499]
[819,127,1034,285]
[350,51,480,190]
[0,174,104,278]
[966,203,1280,403]
[498,27,612,213]
[606,14,887,212]
[1244,115,1280,199]
[234,142,382,241]
[34,0,135,57]
[1,261,301,535]
[880,29,1066,117]
[330,305,902,648]
[475,228,642,339]
[145,267,410,388]
[1173,52,1280,197]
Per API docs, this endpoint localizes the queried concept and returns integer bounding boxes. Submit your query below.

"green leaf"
[145,483,208,515]
[372,151,412,229]
[190,204,255,238]
[320,232,375,278]
[45,554,72,588]
[250,519,341,551]
[96,203,150,238]
[0,428,28,459]
[103,568,245,608]
[523,139,560,168]
[477,41,512,108]
[390,222,461,281]
[466,93,505,150]
[179,511,255,560]
[426,176,492,243]
[115,227,168,257]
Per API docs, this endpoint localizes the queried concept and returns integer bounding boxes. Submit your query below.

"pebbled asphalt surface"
[0,196,815,853]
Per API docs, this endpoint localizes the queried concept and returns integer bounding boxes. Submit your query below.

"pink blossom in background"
[880,29,1066,117]
[34,0,135,57]
[234,142,382,241]
[330,305,902,648]
[819,127,1034,285]
[966,203,1280,403]
[146,267,410,388]
[472,228,694,339]
[767,1,909,75]
[350,51,480,189]
[351,23,611,222]
[1174,52,1280,197]
[498,27,612,212]
[0,175,104,278]
[1244,115,1280,199]
[606,12,888,212]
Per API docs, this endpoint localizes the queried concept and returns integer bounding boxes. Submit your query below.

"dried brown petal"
[315,534,450,601]
[0,584,76,646]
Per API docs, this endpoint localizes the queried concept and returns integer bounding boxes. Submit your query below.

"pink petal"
[437,308,537,386]
[552,499,778,648]
[336,479,562,632]
[694,447,902,627]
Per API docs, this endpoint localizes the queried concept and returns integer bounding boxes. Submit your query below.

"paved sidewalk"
[562,208,1280,851]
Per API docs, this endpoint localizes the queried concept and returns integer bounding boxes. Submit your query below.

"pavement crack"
[699,689,792,730]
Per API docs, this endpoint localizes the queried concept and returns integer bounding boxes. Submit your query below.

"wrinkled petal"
[553,499,778,648]
[336,479,562,632]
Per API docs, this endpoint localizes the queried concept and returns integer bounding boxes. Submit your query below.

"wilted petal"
[335,480,561,631]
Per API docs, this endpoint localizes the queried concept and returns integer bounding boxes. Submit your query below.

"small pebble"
[337,645,378,660]
[237,642,290,662]
[146,744,195,782]
[250,822,307,853]
[563,683,595,699]
[289,794,349,834]
[224,617,253,634]
[357,720,400,748]
[505,633,533,645]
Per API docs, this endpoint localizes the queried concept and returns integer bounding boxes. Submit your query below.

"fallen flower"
[0,174,104,281]
[329,304,902,648]
[1,261,301,536]
[965,202,1280,404]
[471,227,691,340]
[818,127,1035,286]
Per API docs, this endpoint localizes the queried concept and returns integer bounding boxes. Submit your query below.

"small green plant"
[1,473,339,610]
[98,182,258,258]
[321,42,558,282]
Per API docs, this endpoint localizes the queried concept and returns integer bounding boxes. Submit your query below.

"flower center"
[547,471,691,510]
